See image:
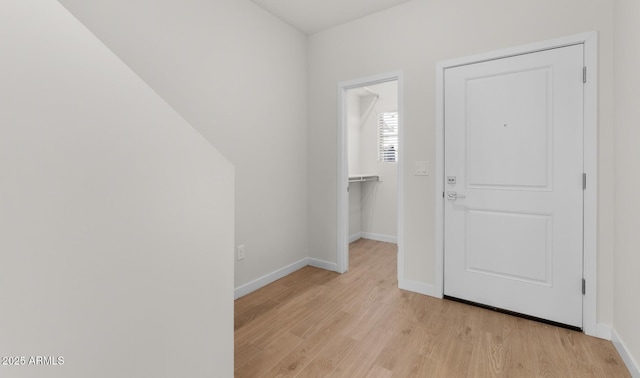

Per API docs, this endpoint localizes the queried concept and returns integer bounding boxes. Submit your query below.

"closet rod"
[348,175,380,183]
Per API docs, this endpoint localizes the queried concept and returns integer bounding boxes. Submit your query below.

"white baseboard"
[398,279,442,298]
[595,323,612,340]
[612,328,640,377]
[349,232,362,243]
[234,257,341,299]
[308,258,340,272]
[234,258,308,299]
[361,232,397,244]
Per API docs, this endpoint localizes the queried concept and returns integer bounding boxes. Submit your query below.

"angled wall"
[57,0,310,291]
[0,1,233,376]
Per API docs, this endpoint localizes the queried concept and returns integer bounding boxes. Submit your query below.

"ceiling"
[250,0,413,35]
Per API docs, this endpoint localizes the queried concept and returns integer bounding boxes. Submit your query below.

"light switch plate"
[414,161,429,176]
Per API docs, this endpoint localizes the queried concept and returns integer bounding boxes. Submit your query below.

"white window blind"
[378,111,398,162]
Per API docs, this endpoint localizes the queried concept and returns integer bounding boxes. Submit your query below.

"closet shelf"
[348,174,380,183]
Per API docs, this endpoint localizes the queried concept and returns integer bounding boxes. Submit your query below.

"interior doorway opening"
[337,72,404,279]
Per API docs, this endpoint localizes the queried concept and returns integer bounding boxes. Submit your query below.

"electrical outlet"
[236,245,245,261]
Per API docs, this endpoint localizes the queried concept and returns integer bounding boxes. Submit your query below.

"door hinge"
[583,66,587,83]
[582,278,586,295]
[583,173,587,190]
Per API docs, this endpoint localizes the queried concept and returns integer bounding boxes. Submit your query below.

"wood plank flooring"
[234,239,630,377]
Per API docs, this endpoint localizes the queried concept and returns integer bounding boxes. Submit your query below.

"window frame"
[377,110,399,163]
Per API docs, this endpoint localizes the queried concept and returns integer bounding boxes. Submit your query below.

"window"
[378,111,398,162]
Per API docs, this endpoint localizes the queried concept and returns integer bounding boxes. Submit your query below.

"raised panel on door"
[465,209,553,286]
[466,67,552,190]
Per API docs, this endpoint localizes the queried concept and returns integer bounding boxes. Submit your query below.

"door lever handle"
[447,191,466,200]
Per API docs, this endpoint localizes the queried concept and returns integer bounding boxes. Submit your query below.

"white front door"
[443,44,584,328]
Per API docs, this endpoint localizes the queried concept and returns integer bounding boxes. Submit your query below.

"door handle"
[447,191,466,200]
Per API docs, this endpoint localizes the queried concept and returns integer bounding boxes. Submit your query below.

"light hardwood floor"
[234,239,629,377]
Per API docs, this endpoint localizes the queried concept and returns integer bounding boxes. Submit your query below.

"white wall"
[347,82,398,242]
[57,0,309,290]
[359,82,398,240]
[613,0,640,372]
[348,184,362,241]
[0,1,233,377]
[308,0,615,326]
[347,90,362,175]
[347,90,363,240]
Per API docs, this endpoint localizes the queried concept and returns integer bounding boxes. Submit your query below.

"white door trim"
[337,71,404,278]
[435,32,599,337]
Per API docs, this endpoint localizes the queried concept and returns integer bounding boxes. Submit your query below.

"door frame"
[337,71,404,277]
[435,32,599,336]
